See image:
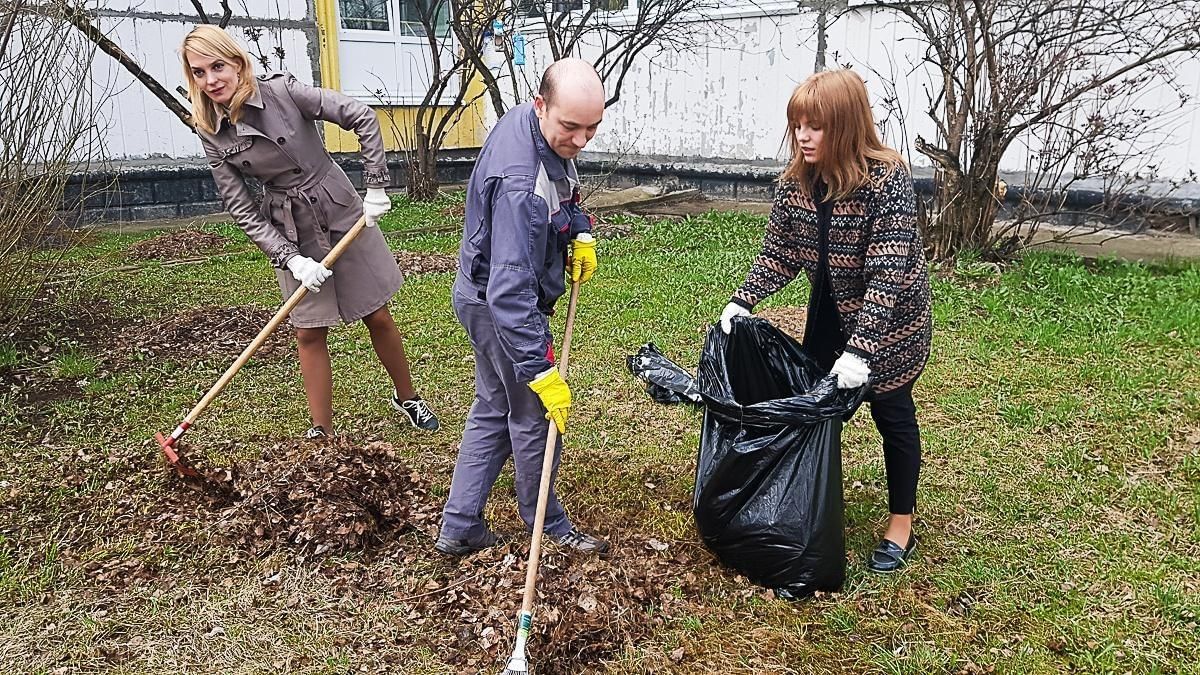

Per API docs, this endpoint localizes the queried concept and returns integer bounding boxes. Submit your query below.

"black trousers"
[803,264,922,515]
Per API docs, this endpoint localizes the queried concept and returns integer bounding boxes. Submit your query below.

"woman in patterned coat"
[181,25,439,437]
[719,69,933,574]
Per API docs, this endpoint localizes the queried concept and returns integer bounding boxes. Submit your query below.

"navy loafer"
[867,534,918,574]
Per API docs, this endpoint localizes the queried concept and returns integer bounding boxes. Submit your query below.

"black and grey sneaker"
[391,392,440,431]
[434,528,498,556]
[554,528,610,554]
[305,425,329,439]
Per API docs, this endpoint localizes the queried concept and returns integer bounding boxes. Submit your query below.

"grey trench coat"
[198,71,402,328]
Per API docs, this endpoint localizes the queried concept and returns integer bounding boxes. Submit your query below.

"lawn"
[1,193,1197,674]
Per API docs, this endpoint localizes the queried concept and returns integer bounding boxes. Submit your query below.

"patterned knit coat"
[732,161,932,395]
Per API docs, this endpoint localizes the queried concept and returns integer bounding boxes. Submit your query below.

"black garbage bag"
[629,317,866,598]
[626,342,702,404]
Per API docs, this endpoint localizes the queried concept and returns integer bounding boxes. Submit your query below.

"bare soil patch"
[0,289,130,425]
[110,305,292,367]
[0,301,290,431]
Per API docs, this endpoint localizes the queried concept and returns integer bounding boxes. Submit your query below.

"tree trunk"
[928,168,1001,259]
[406,131,440,201]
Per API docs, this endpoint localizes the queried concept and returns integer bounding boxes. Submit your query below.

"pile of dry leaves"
[12,435,733,671]
[191,438,440,556]
[166,437,725,670]
[127,229,229,260]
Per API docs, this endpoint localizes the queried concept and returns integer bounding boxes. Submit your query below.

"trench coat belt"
[264,161,334,246]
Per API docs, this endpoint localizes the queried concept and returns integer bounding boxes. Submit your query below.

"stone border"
[59,151,479,226]
[61,150,1200,235]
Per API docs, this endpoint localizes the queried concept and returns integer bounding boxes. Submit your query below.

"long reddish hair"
[781,69,905,200]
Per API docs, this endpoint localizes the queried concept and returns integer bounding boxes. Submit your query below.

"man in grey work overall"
[435,59,608,555]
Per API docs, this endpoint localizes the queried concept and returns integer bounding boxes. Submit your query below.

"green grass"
[3,193,1199,673]
[52,348,98,379]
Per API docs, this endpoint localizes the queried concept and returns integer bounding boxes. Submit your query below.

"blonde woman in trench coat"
[181,25,439,437]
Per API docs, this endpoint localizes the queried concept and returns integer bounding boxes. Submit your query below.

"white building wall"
[504,5,1200,178]
[86,2,315,160]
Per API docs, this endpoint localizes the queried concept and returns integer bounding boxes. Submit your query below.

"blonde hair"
[180,25,258,134]
[781,69,905,201]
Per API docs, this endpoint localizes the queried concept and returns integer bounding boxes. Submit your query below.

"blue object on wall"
[513,34,526,66]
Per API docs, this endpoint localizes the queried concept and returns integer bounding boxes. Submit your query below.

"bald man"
[437,59,608,556]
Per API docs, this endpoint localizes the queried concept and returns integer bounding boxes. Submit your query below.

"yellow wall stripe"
[313,0,486,154]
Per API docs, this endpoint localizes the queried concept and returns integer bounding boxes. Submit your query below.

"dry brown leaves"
[180,439,722,671]
[193,438,441,557]
[592,218,637,238]
[110,305,293,367]
[11,435,734,672]
[393,250,457,277]
[439,203,466,220]
[363,534,710,673]
[127,229,230,260]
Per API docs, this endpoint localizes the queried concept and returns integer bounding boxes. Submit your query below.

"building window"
[336,0,458,105]
[519,0,628,17]
[396,0,451,37]
[340,0,390,30]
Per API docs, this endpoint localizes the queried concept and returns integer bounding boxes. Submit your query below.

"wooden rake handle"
[518,280,581,618]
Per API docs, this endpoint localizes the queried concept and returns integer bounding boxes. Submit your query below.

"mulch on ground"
[127,230,230,261]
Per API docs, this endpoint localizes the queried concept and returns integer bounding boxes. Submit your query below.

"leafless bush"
[361,0,505,201]
[870,0,1200,260]
[0,1,110,325]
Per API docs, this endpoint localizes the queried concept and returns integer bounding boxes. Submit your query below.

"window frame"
[513,0,800,33]
[335,0,460,106]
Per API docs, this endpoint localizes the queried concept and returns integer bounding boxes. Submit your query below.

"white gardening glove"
[286,255,332,293]
[830,352,870,389]
[363,187,391,228]
[719,302,751,334]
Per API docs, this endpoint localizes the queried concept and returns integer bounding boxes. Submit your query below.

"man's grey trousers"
[439,277,573,541]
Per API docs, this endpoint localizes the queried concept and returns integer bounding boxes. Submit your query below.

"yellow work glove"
[529,367,571,435]
[570,233,597,284]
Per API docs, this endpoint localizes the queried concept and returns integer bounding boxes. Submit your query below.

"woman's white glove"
[363,187,391,227]
[286,255,332,293]
[719,302,751,334]
[830,352,870,389]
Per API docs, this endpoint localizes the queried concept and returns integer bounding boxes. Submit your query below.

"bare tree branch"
[7,1,194,129]
[0,0,22,62]
[189,0,209,24]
